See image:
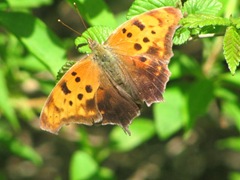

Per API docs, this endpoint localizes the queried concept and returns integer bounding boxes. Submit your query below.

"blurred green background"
[0,0,240,179]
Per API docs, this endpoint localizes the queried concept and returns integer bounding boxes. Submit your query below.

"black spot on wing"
[139,56,147,62]
[127,32,132,38]
[85,85,93,93]
[143,37,150,43]
[60,82,71,95]
[122,28,127,33]
[133,20,145,31]
[77,93,83,100]
[134,43,142,50]
[71,71,77,76]
[151,30,156,34]
[75,77,81,82]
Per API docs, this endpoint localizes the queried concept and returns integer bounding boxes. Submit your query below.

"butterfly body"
[89,39,142,106]
[40,7,182,134]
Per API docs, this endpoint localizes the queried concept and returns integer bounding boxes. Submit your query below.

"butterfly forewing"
[105,7,182,105]
[40,58,102,134]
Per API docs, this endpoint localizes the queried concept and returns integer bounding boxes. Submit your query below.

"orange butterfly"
[40,7,182,135]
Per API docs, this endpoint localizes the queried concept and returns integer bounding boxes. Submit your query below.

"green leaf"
[217,137,240,151]
[10,139,43,165]
[56,60,76,82]
[187,79,214,128]
[154,87,185,139]
[68,0,117,27]
[18,54,48,72]
[183,0,222,15]
[109,118,155,152]
[75,26,113,53]
[181,14,230,28]
[223,26,240,74]
[127,0,182,19]
[173,27,191,44]
[0,11,66,76]
[8,0,52,8]
[0,70,20,130]
[70,151,98,180]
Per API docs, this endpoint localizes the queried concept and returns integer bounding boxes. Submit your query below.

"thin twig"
[189,33,225,41]
[203,37,223,76]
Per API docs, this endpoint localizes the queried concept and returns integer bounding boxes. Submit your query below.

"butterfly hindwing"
[96,72,140,134]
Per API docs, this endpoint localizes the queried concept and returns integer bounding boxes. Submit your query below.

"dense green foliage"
[0,0,240,179]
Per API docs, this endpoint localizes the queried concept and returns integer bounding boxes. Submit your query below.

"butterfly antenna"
[73,2,88,30]
[57,19,81,36]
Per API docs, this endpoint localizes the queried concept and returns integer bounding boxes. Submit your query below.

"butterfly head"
[88,39,98,51]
